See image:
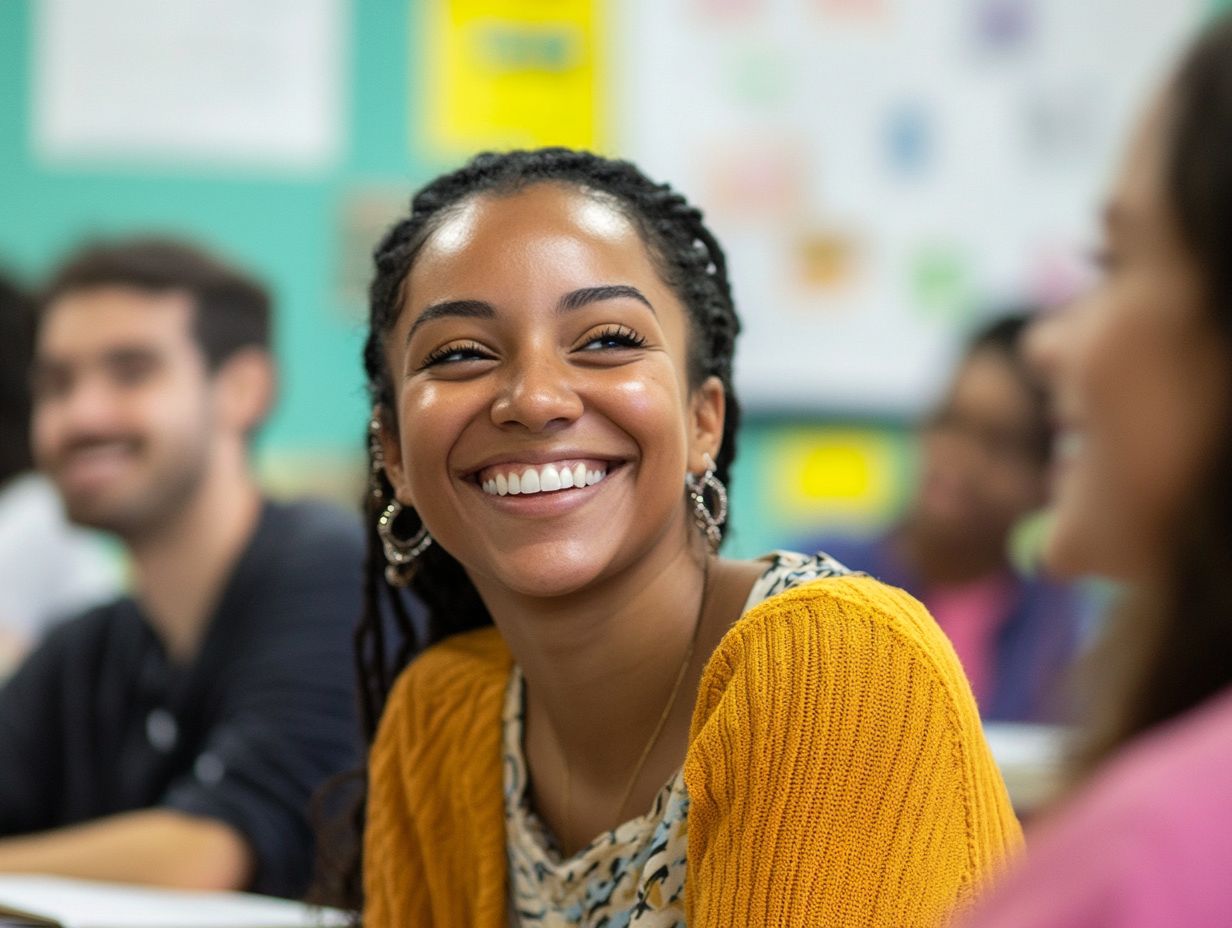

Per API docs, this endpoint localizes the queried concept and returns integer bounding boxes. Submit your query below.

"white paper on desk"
[0,875,348,928]
[32,0,345,171]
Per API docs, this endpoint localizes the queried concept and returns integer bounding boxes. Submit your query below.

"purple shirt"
[963,685,1232,927]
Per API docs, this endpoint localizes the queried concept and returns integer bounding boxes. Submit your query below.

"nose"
[490,349,584,433]
[52,373,122,436]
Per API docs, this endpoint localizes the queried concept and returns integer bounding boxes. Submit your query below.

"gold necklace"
[558,556,711,851]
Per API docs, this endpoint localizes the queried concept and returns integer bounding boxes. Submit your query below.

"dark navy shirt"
[0,499,364,898]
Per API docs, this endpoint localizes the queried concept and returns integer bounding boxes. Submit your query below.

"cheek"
[602,365,691,457]
[29,406,58,460]
[395,382,463,498]
[1053,297,1227,576]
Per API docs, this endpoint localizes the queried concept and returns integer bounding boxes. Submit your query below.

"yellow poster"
[421,0,603,154]
[767,427,904,528]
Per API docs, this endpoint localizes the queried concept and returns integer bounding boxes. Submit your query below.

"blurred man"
[0,238,363,897]
[0,269,120,675]
[803,314,1091,722]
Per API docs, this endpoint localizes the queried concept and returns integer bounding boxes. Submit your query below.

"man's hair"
[0,270,35,483]
[42,236,272,369]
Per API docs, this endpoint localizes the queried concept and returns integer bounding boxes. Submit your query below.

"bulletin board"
[616,0,1205,414]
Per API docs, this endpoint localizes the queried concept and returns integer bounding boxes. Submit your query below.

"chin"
[474,539,621,600]
[1041,512,1112,581]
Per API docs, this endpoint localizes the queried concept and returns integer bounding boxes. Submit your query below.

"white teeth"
[479,462,609,496]
[521,468,541,493]
[540,465,562,492]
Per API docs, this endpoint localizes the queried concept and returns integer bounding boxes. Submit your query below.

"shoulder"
[700,572,964,707]
[376,626,511,754]
[969,690,1232,927]
[240,498,365,601]
[1,598,137,695]
[1054,687,1232,848]
[38,597,138,652]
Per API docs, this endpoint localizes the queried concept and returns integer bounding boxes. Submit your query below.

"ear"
[213,348,276,437]
[373,405,415,508]
[687,376,726,474]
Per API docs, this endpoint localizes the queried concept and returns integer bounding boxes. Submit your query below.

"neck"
[482,531,718,853]
[127,450,262,663]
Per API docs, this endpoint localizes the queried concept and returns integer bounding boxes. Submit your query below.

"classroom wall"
[2,1,1225,558]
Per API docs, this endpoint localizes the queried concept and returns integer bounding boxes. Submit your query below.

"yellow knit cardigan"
[364,575,1022,927]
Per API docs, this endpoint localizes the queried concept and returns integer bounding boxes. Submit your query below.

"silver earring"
[686,453,727,551]
[377,498,433,586]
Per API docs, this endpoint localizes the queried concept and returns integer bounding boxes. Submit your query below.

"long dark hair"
[319,149,743,911]
[1076,12,1232,772]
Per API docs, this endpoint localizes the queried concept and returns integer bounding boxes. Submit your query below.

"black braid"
[321,149,743,913]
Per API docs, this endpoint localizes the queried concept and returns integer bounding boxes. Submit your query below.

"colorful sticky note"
[885,101,932,178]
[703,140,807,218]
[421,0,604,154]
[795,228,861,292]
[910,244,974,322]
[814,0,885,17]
[973,0,1035,53]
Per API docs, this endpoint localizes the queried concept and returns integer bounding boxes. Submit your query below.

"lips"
[53,439,140,489]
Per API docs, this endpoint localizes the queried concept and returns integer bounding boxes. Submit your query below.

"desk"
[984,723,1071,816]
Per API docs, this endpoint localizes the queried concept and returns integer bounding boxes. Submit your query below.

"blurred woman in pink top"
[963,12,1232,928]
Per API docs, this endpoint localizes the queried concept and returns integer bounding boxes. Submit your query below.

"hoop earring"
[377,498,433,586]
[686,453,728,551]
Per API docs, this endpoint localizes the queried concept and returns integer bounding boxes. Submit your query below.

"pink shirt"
[924,574,1016,708]
[962,685,1232,927]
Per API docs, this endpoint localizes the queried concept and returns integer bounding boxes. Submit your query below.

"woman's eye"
[418,342,492,369]
[579,326,647,351]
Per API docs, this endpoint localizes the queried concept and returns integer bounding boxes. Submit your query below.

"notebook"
[0,875,348,928]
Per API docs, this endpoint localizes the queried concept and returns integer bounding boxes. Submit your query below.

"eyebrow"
[404,285,655,345]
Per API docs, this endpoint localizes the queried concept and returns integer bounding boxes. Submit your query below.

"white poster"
[34,0,345,171]
[615,0,1203,413]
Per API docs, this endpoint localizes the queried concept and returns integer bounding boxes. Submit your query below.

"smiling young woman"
[350,150,1020,927]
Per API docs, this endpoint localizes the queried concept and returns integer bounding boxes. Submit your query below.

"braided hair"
[356,148,743,742]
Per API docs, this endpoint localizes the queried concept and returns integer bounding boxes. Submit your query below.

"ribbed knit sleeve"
[363,627,510,928]
[683,576,1022,927]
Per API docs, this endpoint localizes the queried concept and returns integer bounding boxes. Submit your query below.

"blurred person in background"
[800,314,1091,722]
[961,12,1232,927]
[0,238,363,898]
[0,270,120,676]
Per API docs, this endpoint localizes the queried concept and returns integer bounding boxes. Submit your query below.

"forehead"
[948,349,1036,420]
[38,286,198,360]
[406,183,661,298]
